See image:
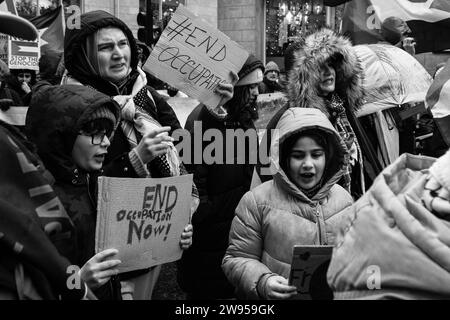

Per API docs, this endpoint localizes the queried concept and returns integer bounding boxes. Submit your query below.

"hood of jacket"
[64,10,139,95]
[286,29,365,117]
[270,107,349,202]
[26,85,121,184]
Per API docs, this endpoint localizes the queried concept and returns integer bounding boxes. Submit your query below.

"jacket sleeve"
[147,87,182,133]
[222,191,272,299]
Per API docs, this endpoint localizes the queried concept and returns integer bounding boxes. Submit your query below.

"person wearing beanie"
[259,61,283,94]
[222,108,353,300]
[178,54,264,299]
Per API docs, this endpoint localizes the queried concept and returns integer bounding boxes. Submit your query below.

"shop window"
[266,0,327,66]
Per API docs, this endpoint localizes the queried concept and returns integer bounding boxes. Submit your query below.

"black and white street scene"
[2,0,450,308]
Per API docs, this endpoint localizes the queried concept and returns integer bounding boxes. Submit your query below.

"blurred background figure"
[0,60,23,111]
[258,61,283,94]
[381,16,416,56]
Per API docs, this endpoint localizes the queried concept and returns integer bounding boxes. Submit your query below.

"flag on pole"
[29,5,65,55]
[425,58,450,147]
[325,0,450,53]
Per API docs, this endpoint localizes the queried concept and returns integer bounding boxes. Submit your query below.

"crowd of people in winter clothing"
[1,8,450,301]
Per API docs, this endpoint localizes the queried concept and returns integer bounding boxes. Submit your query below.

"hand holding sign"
[179,224,193,250]
[80,248,121,290]
[215,71,239,107]
[134,126,174,164]
[264,275,297,300]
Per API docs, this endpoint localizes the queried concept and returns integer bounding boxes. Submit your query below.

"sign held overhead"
[144,4,249,109]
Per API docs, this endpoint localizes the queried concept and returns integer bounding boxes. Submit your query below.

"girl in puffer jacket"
[222,108,353,300]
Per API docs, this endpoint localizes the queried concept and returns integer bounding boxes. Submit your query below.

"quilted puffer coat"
[222,108,353,299]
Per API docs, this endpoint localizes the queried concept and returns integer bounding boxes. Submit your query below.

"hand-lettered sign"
[95,175,193,273]
[143,4,249,109]
[288,245,333,300]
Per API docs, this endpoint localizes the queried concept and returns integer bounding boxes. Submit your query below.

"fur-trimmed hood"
[286,29,365,117]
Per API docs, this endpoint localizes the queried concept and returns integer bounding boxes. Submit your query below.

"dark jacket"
[258,77,283,94]
[0,120,86,300]
[178,103,256,298]
[255,29,383,198]
[25,85,123,299]
[63,11,181,170]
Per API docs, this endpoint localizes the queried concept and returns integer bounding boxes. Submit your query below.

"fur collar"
[286,29,365,117]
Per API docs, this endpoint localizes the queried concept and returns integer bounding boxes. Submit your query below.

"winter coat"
[63,10,182,175]
[327,152,450,299]
[258,77,283,94]
[25,85,123,299]
[177,103,256,298]
[0,120,86,300]
[222,108,353,299]
[254,29,383,198]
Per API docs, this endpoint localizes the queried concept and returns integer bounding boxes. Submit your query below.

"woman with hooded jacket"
[254,29,382,199]
[222,108,353,300]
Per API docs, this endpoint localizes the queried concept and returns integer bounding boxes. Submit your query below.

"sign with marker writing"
[8,36,40,70]
[144,4,249,109]
[288,245,333,300]
[95,175,193,273]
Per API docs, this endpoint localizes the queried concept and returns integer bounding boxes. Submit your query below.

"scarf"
[326,93,364,193]
[113,67,180,177]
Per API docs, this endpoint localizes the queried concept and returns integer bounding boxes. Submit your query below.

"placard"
[288,245,333,300]
[144,4,249,109]
[95,175,193,273]
[8,36,40,70]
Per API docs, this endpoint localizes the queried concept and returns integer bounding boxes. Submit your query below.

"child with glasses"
[26,85,193,299]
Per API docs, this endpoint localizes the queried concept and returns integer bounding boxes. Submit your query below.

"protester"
[177,54,264,299]
[222,107,353,300]
[0,60,23,111]
[7,69,36,105]
[258,61,283,94]
[381,16,416,56]
[0,116,90,299]
[0,10,89,301]
[61,10,208,299]
[254,28,382,199]
[26,85,125,299]
[38,50,64,85]
[327,148,450,299]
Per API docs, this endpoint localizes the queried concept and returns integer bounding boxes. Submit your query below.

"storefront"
[265,0,344,71]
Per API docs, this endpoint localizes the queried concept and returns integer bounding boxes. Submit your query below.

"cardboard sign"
[8,36,40,70]
[95,175,193,273]
[144,4,249,109]
[0,107,28,126]
[288,245,333,300]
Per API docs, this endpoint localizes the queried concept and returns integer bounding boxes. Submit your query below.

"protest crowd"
[2,0,450,302]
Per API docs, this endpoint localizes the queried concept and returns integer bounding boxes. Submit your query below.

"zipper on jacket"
[315,204,323,245]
